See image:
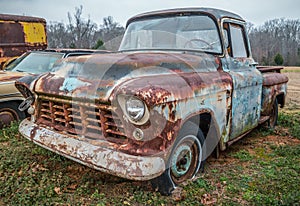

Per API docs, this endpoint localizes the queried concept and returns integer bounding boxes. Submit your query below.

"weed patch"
[231,149,254,161]
[278,112,300,138]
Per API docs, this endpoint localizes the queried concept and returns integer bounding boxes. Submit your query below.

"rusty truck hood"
[33,52,219,102]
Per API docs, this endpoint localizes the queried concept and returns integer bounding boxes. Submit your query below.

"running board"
[227,116,270,147]
[227,130,253,146]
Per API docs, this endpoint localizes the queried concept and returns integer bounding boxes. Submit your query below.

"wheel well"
[186,113,212,139]
[185,113,220,159]
[276,93,285,108]
[0,100,28,117]
[0,100,23,105]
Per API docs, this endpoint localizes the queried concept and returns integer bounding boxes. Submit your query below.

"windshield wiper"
[15,69,25,72]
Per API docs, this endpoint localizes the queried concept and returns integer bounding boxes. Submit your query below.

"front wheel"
[151,121,205,195]
[0,102,26,128]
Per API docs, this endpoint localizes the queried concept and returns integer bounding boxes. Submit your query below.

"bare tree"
[47,6,125,51]
[67,5,97,48]
[95,16,125,51]
[47,22,71,48]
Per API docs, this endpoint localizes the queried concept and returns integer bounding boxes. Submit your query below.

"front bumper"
[19,119,165,180]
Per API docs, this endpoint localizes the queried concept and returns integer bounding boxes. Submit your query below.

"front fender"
[0,81,24,102]
[109,71,232,157]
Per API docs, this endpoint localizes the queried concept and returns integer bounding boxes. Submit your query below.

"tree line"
[248,18,300,66]
[47,6,125,51]
[47,6,300,66]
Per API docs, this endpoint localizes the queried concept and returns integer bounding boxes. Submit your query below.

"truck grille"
[36,95,127,140]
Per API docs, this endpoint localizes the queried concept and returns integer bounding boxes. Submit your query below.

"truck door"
[223,22,263,139]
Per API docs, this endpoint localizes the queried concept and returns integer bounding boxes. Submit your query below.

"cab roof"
[126,7,244,27]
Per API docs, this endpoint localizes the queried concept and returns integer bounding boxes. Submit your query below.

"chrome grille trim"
[36,95,127,140]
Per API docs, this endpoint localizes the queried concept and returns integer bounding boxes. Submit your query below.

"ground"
[283,67,300,110]
[0,67,299,205]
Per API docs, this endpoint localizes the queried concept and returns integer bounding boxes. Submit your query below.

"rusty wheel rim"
[170,135,201,184]
[0,109,19,127]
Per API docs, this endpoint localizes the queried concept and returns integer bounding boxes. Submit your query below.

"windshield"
[119,15,222,53]
[4,54,28,71]
[11,52,64,74]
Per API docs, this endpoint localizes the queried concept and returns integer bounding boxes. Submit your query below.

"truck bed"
[257,66,284,73]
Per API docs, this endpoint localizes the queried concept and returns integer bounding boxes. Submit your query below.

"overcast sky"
[0,0,299,27]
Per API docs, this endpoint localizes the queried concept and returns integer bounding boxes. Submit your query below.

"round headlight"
[125,97,145,121]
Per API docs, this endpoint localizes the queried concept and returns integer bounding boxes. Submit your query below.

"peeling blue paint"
[59,77,91,93]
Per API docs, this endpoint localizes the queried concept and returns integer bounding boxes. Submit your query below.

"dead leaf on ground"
[172,187,185,202]
[54,187,62,195]
[67,183,78,190]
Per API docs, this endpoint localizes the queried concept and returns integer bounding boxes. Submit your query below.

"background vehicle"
[0,14,47,69]
[16,8,288,195]
[0,49,108,128]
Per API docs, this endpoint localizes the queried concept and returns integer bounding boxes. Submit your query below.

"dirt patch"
[255,133,300,145]
[283,68,300,109]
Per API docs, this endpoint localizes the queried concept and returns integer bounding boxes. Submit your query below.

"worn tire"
[268,98,278,129]
[0,102,26,128]
[151,121,205,195]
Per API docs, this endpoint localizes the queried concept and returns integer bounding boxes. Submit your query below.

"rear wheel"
[151,121,205,195]
[268,98,278,129]
[0,102,25,128]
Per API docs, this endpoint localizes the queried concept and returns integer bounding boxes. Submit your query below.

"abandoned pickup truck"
[16,8,288,194]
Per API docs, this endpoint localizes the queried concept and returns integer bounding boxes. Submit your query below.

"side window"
[229,24,248,58]
[223,23,231,56]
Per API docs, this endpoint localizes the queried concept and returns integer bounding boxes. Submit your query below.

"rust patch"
[116,71,232,106]
[263,72,289,86]
[257,66,284,73]
[118,119,181,157]
[30,126,38,141]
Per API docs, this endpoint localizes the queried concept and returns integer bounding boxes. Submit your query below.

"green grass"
[282,69,300,73]
[278,112,300,139]
[282,67,300,73]
[231,149,254,161]
[0,112,299,205]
